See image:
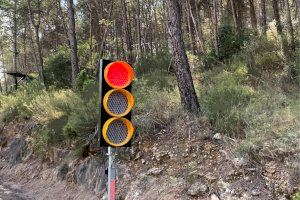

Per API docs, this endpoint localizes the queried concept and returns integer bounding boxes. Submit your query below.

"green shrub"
[237,90,300,160]
[133,83,180,135]
[216,26,250,61]
[0,81,44,123]
[63,92,98,140]
[136,47,171,76]
[44,46,72,88]
[242,36,284,75]
[27,88,98,155]
[200,70,254,135]
[292,191,300,200]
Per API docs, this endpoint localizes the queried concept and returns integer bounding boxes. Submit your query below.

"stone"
[205,172,217,182]
[213,133,222,140]
[251,189,260,196]
[233,157,248,167]
[57,163,69,180]
[187,182,208,196]
[211,194,220,200]
[147,167,163,176]
[134,151,142,160]
[5,137,27,165]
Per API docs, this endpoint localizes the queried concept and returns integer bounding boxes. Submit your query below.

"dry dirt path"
[0,180,32,200]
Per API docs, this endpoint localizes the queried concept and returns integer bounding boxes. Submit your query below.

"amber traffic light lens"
[104,61,135,89]
[102,117,134,147]
[103,89,134,117]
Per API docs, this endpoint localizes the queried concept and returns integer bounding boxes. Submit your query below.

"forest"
[0,0,299,199]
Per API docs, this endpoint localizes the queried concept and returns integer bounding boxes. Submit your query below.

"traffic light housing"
[98,59,135,147]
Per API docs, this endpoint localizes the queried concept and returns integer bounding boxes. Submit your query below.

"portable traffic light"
[99,59,135,147]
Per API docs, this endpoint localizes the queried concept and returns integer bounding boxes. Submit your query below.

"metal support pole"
[107,147,116,200]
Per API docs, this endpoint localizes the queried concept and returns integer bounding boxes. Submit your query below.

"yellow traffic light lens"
[103,89,134,117]
[102,117,134,147]
[104,61,135,89]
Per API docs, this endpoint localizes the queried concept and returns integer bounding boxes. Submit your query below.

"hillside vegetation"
[0,0,299,199]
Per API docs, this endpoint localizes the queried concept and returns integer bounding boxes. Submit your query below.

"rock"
[205,173,217,182]
[75,156,107,194]
[57,163,69,180]
[134,151,142,160]
[265,161,277,174]
[213,133,222,140]
[147,167,163,176]
[0,135,8,148]
[251,189,260,196]
[5,137,27,165]
[154,150,170,162]
[187,181,208,196]
[211,194,220,200]
[233,157,248,167]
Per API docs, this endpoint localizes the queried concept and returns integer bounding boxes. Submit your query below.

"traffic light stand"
[107,147,116,200]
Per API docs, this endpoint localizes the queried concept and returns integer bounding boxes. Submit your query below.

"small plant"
[200,70,253,135]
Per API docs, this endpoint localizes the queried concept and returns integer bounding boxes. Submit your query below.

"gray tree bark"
[121,0,134,64]
[259,0,267,35]
[67,0,79,88]
[284,0,295,50]
[297,0,300,22]
[212,0,220,58]
[28,0,44,84]
[13,0,18,89]
[249,0,258,29]
[166,0,200,113]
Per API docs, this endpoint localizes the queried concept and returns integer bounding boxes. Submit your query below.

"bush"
[136,47,171,76]
[216,26,250,61]
[242,36,284,75]
[236,90,300,160]
[133,83,180,135]
[0,81,44,123]
[25,87,98,156]
[200,70,254,135]
[44,46,72,88]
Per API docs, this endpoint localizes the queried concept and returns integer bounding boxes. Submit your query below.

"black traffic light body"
[98,59,133,147]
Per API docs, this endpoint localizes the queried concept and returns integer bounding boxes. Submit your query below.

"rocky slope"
[0,115,299,200]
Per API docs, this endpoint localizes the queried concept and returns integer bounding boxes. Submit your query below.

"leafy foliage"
[200,70,253,135]
[44,46,72,89]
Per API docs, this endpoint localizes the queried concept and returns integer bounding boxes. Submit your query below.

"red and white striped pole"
[108,147,116,200]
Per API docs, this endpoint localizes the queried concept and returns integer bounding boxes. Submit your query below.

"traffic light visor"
[102,117,134,147]
[104,61,135,89]
[103,89,134,117]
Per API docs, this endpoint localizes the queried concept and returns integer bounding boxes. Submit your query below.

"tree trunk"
[272,0,283,35]
[249,0,258,29]
[166,0,200,113]
[121,0,134,64]
[57,0,70,46]
[284,0,295,50]
[0,48,8,93]
[212,0,220,58]
[67,0,79,88]
[297,0,300,22]
[136,0,143,59]
[28,0,44,84]
[230,0,243,32]
[13,0,18,90]
[187,0,205,54]
[259,0,267,35]
[99,0,114,57]
[272,0,289,57]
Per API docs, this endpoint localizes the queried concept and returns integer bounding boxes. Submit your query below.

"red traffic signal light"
[104,61,135,89]
[99,59,135,147]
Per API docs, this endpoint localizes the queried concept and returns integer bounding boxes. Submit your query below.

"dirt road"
[0,181,31,200]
